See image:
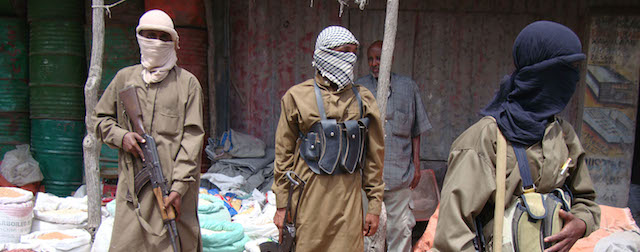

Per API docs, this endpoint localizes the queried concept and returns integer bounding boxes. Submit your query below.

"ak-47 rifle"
[119,86,181,252]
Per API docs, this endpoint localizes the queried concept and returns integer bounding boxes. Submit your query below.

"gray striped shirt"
[356,73,432,191]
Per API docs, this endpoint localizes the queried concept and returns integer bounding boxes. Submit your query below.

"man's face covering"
[137,33,177,84]
[481,21,585,146]
[136,10,179,84]
[312,26,360,91]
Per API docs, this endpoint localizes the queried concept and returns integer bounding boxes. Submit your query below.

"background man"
[92,9,205,252]
[356,40,432,252]
[272,26,385,251]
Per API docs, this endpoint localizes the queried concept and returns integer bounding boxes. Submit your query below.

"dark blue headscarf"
[481,21,585,146]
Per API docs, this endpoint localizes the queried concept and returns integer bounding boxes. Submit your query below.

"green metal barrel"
[29,85,84,120]
[85,24,139,95]
[0,113,29,159]
[0,18,27,80]
[31,119,85,196]
[27,0,83,21]
[0,17,29,158]
[99,143,119,178]
[0,79,28,112]
[29,19,85,120]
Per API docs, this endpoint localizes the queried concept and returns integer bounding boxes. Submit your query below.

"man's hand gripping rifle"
[119,86,181,252]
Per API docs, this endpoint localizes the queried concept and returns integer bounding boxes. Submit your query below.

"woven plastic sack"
[200,219,249,252]
[90,217,114,252]
[0,242,55,252]
[198,194,231,222]
[33,193,87,225]
[221,129,266,158]
[0,187,34,243]
[21,228,91,252]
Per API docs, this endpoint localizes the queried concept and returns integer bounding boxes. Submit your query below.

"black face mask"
[481,21,585,145]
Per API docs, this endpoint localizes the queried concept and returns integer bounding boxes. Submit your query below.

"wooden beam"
[82,0,105,235]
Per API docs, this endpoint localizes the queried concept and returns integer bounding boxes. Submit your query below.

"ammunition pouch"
[473,143,575,252]
[299,117,369,175]
[501,188,572,251]
[298,80,369,175]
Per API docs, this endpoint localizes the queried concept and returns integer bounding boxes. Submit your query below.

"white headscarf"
[311,26,359,91]
[137,34,177,84]
[136,9,179,84]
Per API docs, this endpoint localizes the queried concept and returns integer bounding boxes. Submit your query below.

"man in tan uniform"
[432,21,600,252]
[93,9,204,251]
[272,26,385,251]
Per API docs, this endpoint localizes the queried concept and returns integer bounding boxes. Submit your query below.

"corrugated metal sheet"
[228,0,346,143]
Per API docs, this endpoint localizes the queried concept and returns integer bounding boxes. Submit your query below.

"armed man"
[92,9,205,252]
[272,26,385,251]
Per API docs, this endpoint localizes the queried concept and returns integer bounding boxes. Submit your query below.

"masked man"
[272,26,385,251]
[92,9,204,252]
[432,21,600,252]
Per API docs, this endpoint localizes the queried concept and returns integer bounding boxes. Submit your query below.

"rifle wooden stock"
[153,187,177,220]
[118,86,146,136]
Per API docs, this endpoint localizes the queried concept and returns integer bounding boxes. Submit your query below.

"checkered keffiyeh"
[312,26,359,91]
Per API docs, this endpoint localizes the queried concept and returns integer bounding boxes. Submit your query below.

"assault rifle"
[119,86,181,252]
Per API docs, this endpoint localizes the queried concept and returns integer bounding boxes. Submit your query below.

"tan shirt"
[93,65,204,251]
[432,116,600,252]
[272,74,385,251]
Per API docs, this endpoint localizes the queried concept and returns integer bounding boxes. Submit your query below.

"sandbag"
[198,194,231,222]
[90,217,114,252]
[32,192,87,232]
[220,129,266,158]
[31,219,87,232]
[200,219,248,252]
[106,199,116,217]
[0,145,42,186]
[0,187,34,243]
[232,200,278,241]
[0,242,56,252]
[21,229,91,252]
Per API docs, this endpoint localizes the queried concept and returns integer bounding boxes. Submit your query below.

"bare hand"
[164,191,182,220]
[410,168,421,190]
[274,208,286,241]
[363,213,380,236]
[123,132,145,161]
[543,210,586,252]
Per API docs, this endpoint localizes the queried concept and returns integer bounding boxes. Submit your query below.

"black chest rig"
[298,80,370,175]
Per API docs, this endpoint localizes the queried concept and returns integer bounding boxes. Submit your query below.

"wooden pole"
[366,1,398,250]
[204,0,217,138]
[82,0,105,234]
[376,0,399,131]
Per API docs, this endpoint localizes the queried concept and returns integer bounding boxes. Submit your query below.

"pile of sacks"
[0,187,92,252]
[196,188,279,252]
[201,129,275,196]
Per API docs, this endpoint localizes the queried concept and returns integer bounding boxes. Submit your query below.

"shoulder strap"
[513,144,535,192]
[313,79,327,121]
[493,119,507,252]
[351,85,364,118]
[313,79,365,120]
